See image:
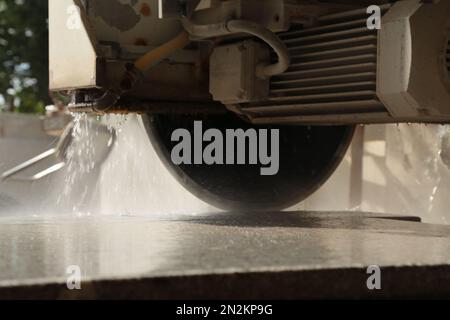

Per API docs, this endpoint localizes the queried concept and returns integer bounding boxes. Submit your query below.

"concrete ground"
[0,113,59,214]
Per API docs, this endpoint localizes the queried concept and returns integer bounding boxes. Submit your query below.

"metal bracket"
[158,0,184,19]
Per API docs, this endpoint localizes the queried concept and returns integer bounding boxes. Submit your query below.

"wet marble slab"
[0,211,449,299]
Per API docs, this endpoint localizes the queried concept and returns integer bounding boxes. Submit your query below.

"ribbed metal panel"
[239,5,392,125]
[447,39,450,75]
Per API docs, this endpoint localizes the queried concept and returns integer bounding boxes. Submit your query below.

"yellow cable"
[134,31,191,72]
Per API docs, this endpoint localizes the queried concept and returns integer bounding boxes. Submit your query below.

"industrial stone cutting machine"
[47,0,450,210]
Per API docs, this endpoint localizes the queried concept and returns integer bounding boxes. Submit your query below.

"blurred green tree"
[0,0,49,114]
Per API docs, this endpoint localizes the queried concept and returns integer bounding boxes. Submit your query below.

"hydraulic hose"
[182,18,291,78]
[90,31,191,112]
[226,20,291,79]
[134,31,191,72]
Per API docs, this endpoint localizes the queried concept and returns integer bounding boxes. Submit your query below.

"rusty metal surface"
[1,211,450,299]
